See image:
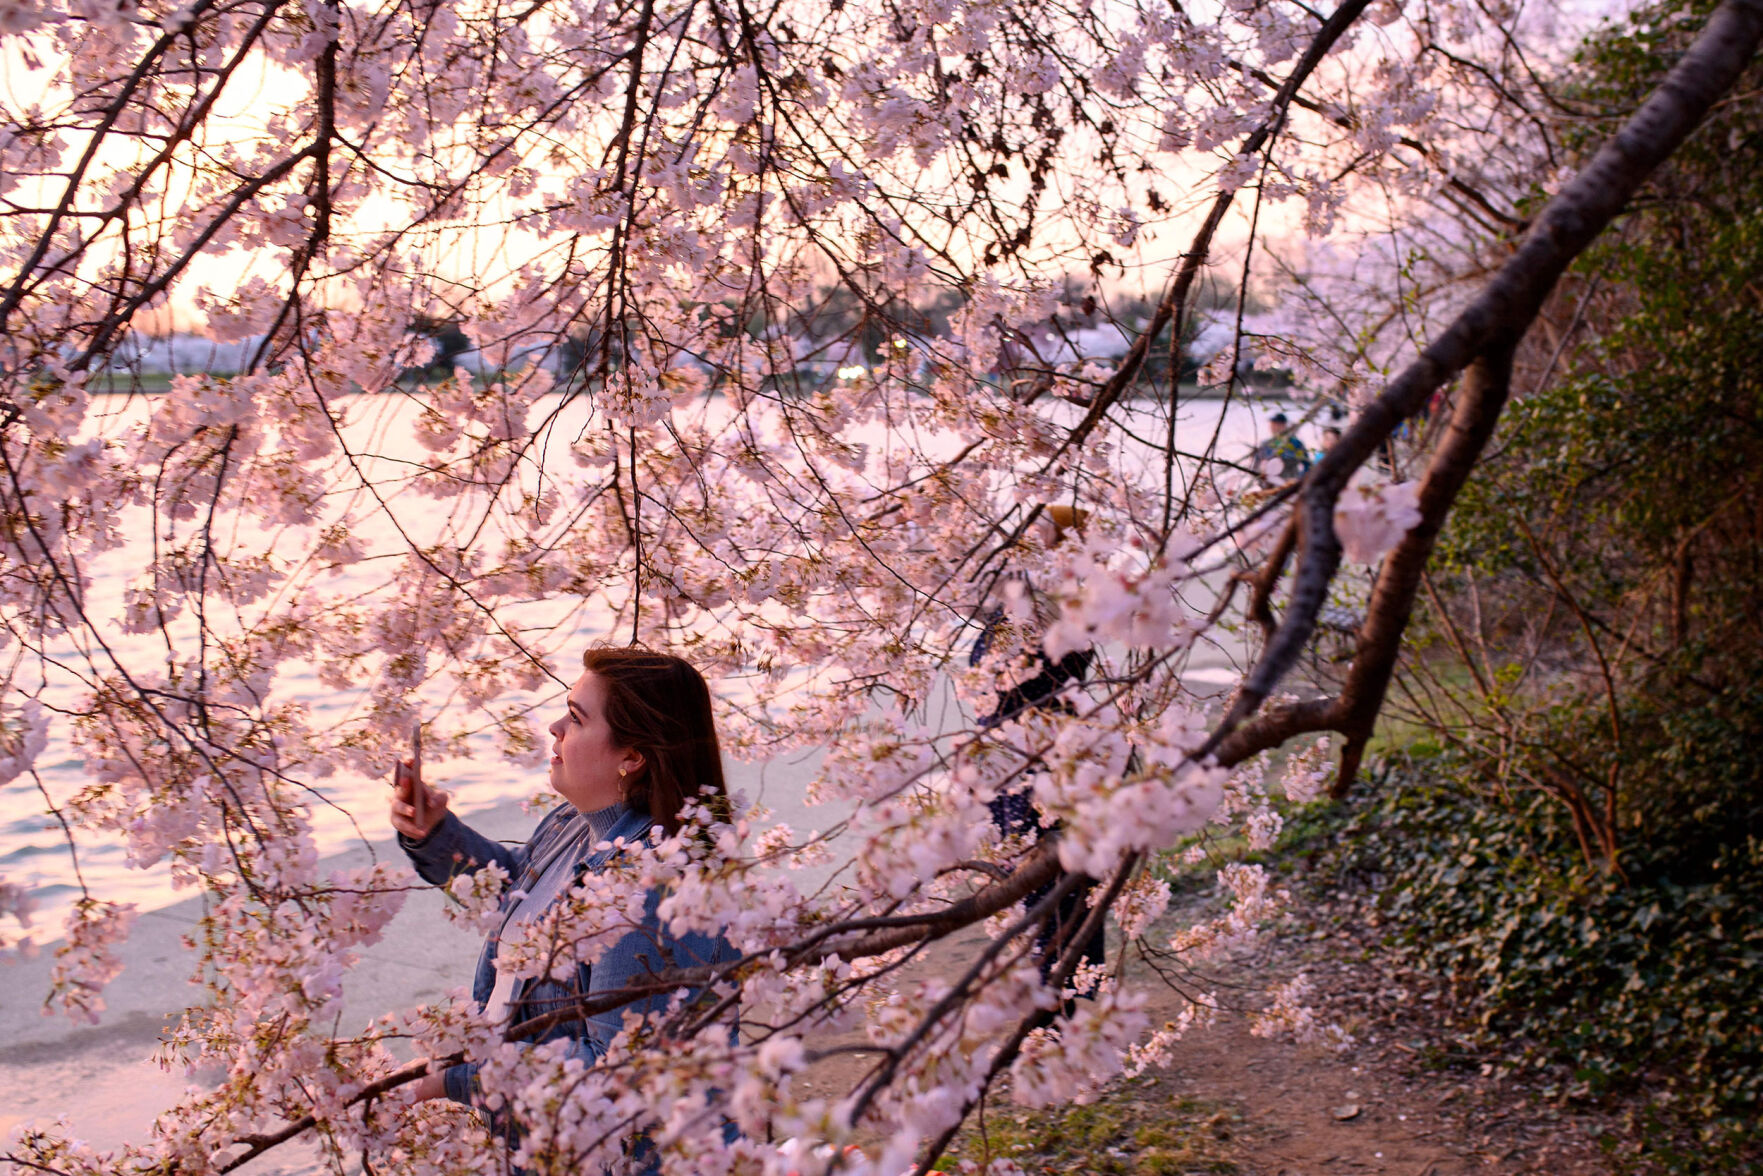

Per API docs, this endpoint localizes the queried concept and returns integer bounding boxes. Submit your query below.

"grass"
[939,1075,1241,1175]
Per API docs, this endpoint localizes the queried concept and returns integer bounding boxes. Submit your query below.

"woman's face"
[547,672,641,814]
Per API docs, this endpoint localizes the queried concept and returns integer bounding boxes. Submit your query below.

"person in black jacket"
[970,505,1107,998]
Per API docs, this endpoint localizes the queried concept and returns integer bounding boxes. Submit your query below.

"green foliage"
[1431,0,1763,689]
[1312,5,1763,1167]
[1295,687,1763,1160]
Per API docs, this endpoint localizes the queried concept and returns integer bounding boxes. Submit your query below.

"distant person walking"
[1255,412,1311,481]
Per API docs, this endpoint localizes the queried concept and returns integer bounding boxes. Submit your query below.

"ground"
[937,919,1622,1175]
[804,877,1641,1176]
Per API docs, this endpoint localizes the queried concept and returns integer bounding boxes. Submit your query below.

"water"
[1,387,1303,944]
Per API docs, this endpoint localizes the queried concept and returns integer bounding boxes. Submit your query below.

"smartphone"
[410,720,425,828]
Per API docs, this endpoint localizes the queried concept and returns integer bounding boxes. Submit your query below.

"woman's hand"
[390,756,449,841]
[408,1065,449,1103]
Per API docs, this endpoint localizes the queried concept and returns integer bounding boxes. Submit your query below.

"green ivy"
[1293,688,1763,1165]
[1310,6,1763,1168]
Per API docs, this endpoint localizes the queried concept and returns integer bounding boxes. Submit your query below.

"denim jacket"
[400,802,735,1109]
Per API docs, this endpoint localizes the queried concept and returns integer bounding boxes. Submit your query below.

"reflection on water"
[3,389,1302,940]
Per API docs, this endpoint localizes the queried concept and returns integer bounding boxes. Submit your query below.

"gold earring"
[618,767,627,778]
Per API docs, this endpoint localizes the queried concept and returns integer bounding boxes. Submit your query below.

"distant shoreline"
[83,374,1299,406]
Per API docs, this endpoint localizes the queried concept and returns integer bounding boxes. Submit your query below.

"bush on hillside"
[1295,687,1763,1154]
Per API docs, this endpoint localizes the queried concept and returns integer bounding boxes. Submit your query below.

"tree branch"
[1047,0,1375,464]
[1329,343,1515,793]
[1207,0,1763,764]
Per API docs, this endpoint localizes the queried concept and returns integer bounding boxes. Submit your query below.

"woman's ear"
[620,751,645,777]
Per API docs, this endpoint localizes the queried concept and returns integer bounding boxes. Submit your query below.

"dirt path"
[1149,978,1595,1175]
[925,899,1624,1174]
[1154,994,1481,1175]
[1086,893,1624,1176]
[791,883,1629,1176]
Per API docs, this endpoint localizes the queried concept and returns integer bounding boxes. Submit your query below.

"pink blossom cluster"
[0,0,1581,1164]
[1333,478,1424,564]
[1250,973,1355,1051]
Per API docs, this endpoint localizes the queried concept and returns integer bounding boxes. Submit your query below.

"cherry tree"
[1,0,1759,1171]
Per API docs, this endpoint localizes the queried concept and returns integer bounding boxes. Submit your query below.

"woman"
[389,646,736,1124]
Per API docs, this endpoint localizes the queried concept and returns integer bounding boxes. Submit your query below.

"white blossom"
[1334,477,1424,563]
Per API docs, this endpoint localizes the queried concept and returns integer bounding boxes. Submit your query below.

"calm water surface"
[1,389,1303,941]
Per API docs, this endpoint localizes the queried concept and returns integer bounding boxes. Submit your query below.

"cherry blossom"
[1333,478,1424,564]
[0,0,1733,1167]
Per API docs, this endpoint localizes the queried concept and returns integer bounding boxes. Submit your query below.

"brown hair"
[1041,503,1090,546]
[580,646,727,835]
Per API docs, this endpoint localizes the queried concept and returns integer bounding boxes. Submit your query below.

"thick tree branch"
[202,839,1067,1165]
[500,837,1064,1045]
[1208,0,1763,762]
[1329,343,1514,793]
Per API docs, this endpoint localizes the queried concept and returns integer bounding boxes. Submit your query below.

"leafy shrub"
[1295,686,1763,1155]
[1312,6,1763,1167]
